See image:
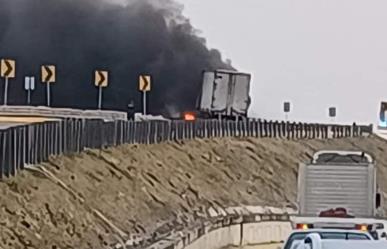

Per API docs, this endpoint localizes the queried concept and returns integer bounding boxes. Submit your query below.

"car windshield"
[283,232,371,249]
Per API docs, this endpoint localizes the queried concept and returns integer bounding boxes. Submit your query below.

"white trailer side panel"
[199,71,215,112]
[211,71,230,113]
[231,74,251,115]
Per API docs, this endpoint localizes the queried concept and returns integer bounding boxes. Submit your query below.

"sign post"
[329,107,337,122]
[41,65,56,106]
[283,101,291,121]
[94,70,109,109]
[24,76,35,105]
[139,75,151,115]
[0,59,16,105]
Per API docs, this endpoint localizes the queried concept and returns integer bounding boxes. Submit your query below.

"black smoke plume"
[0,0,232,116]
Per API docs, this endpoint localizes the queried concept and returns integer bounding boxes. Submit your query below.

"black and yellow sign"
[139,75,151,92]
[41,65,56,83]
[0,59,16,78]
[95,70,108,87]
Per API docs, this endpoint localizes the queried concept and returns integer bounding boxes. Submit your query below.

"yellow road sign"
[0,59,16,78]
[139,75,151,92]
[41,65,56,83]
[95,70,108,87]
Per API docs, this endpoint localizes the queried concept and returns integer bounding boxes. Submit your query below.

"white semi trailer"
[292,150,386,240]
[196,69,251,120]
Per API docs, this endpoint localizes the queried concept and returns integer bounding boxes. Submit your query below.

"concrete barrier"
[0,105,127,121]
[184,225,241,249]
[242,221,291,246]
[182,221,291,249]
[125,207,294,249]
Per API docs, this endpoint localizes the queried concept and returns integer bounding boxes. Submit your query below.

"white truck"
[292,150,386,240]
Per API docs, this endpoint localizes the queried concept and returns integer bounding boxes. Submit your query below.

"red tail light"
[296,224,312,230]
[355,224,368,231]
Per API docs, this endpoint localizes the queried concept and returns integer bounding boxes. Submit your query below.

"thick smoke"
[0,0,232,115]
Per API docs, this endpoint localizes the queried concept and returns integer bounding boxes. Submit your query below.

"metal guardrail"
[0,118,373,179]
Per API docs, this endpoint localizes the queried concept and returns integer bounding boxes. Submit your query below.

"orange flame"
[184,112,196,121]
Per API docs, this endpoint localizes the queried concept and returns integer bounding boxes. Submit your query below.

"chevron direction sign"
[95,70,108,88]
[139,75,151,92]
[41,65,56,83]
[0,59,16,79]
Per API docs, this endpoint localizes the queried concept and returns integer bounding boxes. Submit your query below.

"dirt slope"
[1,136,387,249]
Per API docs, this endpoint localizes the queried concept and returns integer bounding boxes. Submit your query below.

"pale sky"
[180,0,387,125]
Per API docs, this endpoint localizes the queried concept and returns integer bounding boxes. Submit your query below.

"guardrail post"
[155,121,161,143]
[269,121,274,137]
[308,124,312,139]
[42,123,47,161]
[134,121,139,144]
[304,123,309,139]
[189,121,194,139]
[243,119,247,137]
[4,130,10,177]
[12,127,18,173]
[230,120,235,137]
[6,128,13,177]
[130,121,135,144]
[175,121,179,141]
[182,121,187,140]
[186,121,190,140]
[210,120,215,138]
[262,120,267,137]
[31,125,36,164]
[146,121,151,144]
[51,121,56,155]
[343,126,346,138]
[213,120,218,137]
[139,120,144,144]
[219,120,224,137]
[0,131,4,179]
[178,121,183,140]
[204,120,208,139]
[271,121,276,138]
[251,119,256,137]
[170,121,176,141]
[295,123,299,139]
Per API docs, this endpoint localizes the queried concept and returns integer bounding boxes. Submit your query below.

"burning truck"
[133,69,252,121]
[183,69,252,121]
